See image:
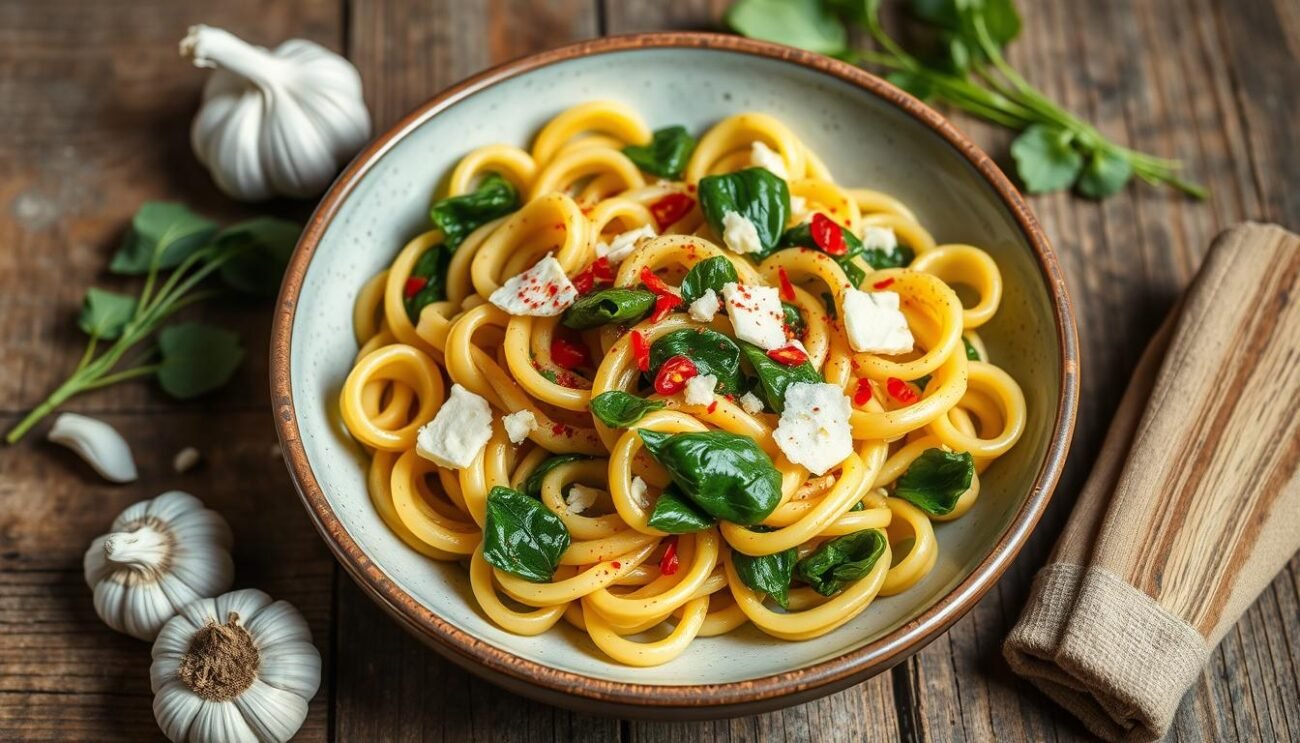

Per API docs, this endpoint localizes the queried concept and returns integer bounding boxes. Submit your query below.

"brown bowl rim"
[270,31,1080,713]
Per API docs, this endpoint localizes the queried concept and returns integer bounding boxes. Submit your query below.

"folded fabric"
[1003,223,1300,742]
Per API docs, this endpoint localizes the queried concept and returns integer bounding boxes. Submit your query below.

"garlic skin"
[151,589,321,743]
[84,491,234,641]
[48,412,138,483]
[181,25,371,202]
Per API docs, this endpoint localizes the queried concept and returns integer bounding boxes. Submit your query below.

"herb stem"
[81,364,162,391]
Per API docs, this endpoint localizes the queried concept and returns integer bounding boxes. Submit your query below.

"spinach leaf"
[637,430,782,525]
[698,168,790,257]
[861,244,915,270]
[430,173,520,249]
[522,454,588,498]
[794,529,887,596]
[78,288,137,341]
[622,126,697,180]
[821,291,838,320]
[589,391,665,428]
[780,221,912,279]
[782,302,806,339]
[404,244,452,322]
[213,217,301,297]
[562,288,655,329]
[962,336,981,361]
[738,341,822,413]
[1010,124,1084,194]
[680,255,739,304]
[482,486,571,582]
[733,548,798,608]
[156,322,244,399]
[894,448,975,516]
[726,0,848,56]
[1077,149,1134,200]
[109,202,219,275]
[646,485,716,533]
[648,329,743,393]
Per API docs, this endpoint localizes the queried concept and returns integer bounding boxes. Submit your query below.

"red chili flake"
[853,378,873,406]
[592,256,615,283]
[872,277,895,290]
[706,400,719,414]
[403,276,428,298]
[612,561,622,569]
[777,267,796,302]
[810,213,847,256]
[660,536,680,576]
[650,193,695,229]
[887,376,919,404]
[640,266,674,296]
[631,331,650,372]
[649,293,681,323]
[551,336,590,370]
[767,345,808,366]
[653,355,698,395]
[551,423,568,436]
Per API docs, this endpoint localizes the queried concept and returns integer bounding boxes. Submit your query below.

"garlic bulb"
[151,589,321,743]
[181,25,371,201]
[84,491,234,641]
[48,412,138,483]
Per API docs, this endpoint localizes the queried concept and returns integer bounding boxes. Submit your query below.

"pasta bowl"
[271,32,1078,718]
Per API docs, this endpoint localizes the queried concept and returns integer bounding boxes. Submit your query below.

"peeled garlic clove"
[48,412,138,483]
[173,446,201,473]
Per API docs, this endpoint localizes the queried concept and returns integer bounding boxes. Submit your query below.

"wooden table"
[1,1,1296,740]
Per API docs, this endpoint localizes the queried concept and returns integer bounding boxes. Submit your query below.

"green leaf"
[739,341,822,413]
[1011,124,1085,194]
[623,126,697,180]
[482,486,571,583]
[975,0,1022,46]
[821,291,838,320]
[77,288,137,340]
[522,454,588,498]
[430,173,520,249]
[109,202,218,275]
[648,328,743,394]
[894,448,975,516]
[887,70,936,100]
[646,486,717,534]
[680,256,739,304]
[911,0,1020,47]
[156,322,244,399]
[862,244,915,271]
[962,336,981,361]
[637,429,783,525]
[782,302,806,339]
[726,0,849,55]
[794,529,887,596]
[589,391,665,428]
[214,217,301,297]
[698,168,790,257]
[404,244,452,322]
[1076,149,1134,199]
[733,548,798,609]
[779,220,911,282]
[562,288,655,329]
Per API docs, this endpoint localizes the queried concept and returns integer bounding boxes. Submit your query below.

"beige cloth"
[1003,223,1300,742]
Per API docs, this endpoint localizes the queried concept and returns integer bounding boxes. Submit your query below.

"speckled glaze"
[271,33,1079,718]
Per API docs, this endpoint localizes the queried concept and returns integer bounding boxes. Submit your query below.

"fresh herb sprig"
[5,202,298,444]
[727,0,1204,199]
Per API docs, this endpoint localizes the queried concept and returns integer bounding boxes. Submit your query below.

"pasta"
[339,102,1026,667]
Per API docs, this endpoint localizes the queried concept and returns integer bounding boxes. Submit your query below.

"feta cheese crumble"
[841,287,915,355]
[722,281,786,350]
[739,391,765,415]
[721,211,763,255]
[684,374,719,406]
[863,226,898,251]
[789,195,809,224]
[501,409,537,444]
[630,475,650,510]
[595,224,657,264]
[688,288,720,322]
[416,384,494,469]
[749,141,789,180]
[566,484,604,514]
[488,253,578,317]
[773,382,854,476]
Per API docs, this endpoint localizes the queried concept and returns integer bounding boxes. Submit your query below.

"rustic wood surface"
[0,0,1295,741]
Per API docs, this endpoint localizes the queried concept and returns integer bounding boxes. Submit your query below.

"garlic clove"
[153,679,202,740]
[243,600,310,646]
[257,641,323,700]
[213,588,273,627]
[189,698,258,743]
[47,412,138,483]
[123,582,179,642]
[233,679,309,743]
[173,446,201,473]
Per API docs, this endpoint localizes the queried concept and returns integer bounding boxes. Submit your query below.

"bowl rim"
[270,31,1080,712]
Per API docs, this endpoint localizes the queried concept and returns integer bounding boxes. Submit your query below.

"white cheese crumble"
[721,281,786,350]
[416,384,494,469]
[789,195,809,224]
[863,226,898,251]
[595,224,657,264]
[566,483,604,514]
[488,253,578,317]
[501,410,537,444]
[739,391,765,415]
[749,141,789,180]
[683,374,718,406]
[630,475,650,510]
[688,288,720,322]
[841,287,915,355]
[774,382,854,476]
[721,211,764,255]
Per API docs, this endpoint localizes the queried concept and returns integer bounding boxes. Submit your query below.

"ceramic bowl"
[271,32,1079,718]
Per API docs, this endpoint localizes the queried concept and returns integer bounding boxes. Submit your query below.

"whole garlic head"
[180,25,371,201]
[151,589,321,743]
[84,491,234,641]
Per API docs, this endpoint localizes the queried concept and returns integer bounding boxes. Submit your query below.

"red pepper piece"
[767,345,809,366]
[571,256,615,295]
[853,378,873,406]
[404,276,428,298]
[653,355,699,395]
[649,293,681,323]
[550,336,590,370]
[660,536,680,576]
[706,400,719,414]
[778,267,796,302]
[592,256,615,283]
[887,376,919,404]
[631,331,650,372]
[650,193,695,230]
[872,277,895,290]
[810,213,847,256]
[640,266,674,296]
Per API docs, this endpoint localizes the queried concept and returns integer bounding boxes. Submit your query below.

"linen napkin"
[1003,223,1300,742]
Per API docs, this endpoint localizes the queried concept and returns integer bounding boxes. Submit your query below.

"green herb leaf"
[782,302,806,339]
[725,0,849,55]
[862,244,915,270]
[911,0,1021,48]
[482,486,571,582]
[886,70,935,101]
[739,341,822,413]
[156,322,244,399]
[1076,149,1134,200]
[962,336,981,361]
[77,288,137,341]
[623,126,697,180]
[1011,124,1085,194]
[794,529,887,596]
[646,485,717,533]
[894,448,975,516]
[522,454,588,498]
[779,220,911,282]
[733,548,798,608]
[648,328,743,394]
[680,256,740,304]
[637,429,783,525]
[562,288,655,329]
[213,217,301,297]
[822,291,838,320]
[430,173,520,249]
[698,168,791,257]
[589,391,665,428]
[109,202,219,275]
[404,244,452,322]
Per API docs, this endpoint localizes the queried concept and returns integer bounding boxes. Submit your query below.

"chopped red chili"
[659,536,680,576]
[630,331,650,372]
[767,345,809,366]
[653,355,698,395]
[403,276,428,298]
[872,277,896,290]
[640,266,674,296]
[611,561,622,569]
[853,377,873,406]
[778,267,796,302]
[649,293,681,323]
[706,400,719,414]
[550,336,590,370]
[887,376,919,404]
[571,256,615,295]
[649,193,695,230]
[810,213,847,256]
